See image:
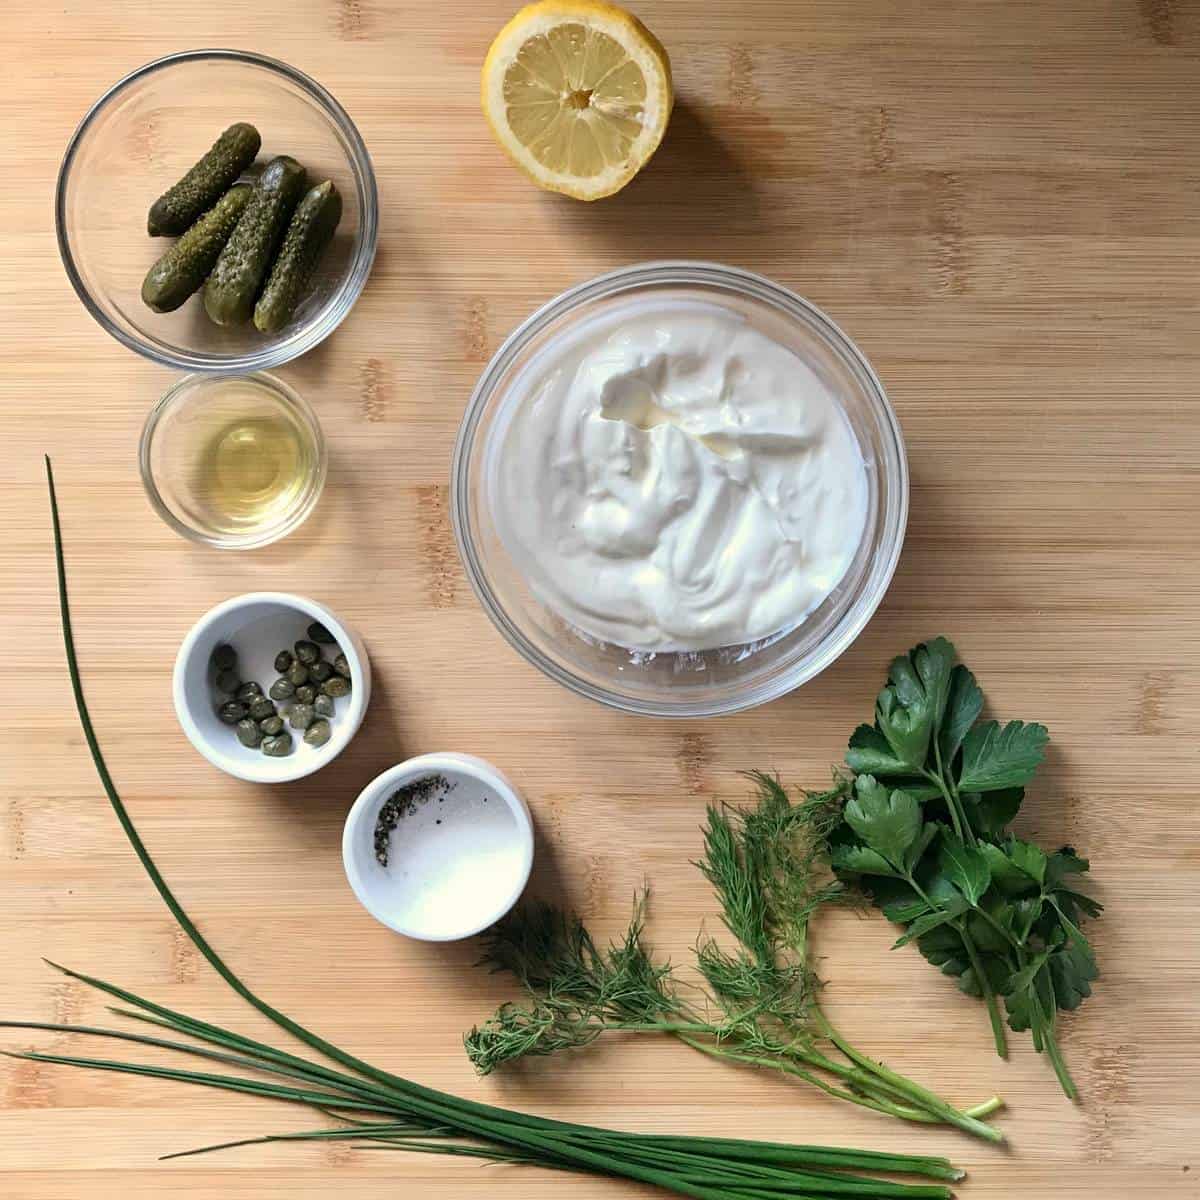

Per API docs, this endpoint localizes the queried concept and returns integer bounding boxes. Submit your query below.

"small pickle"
[322,676,351,699]
[294,639,320,665]
[309,660,333,684]
[269,677,295,701]
[215,669,241,695]
[274,650,294,673]
[261,733,294,757]
[314,693,335,719]
[235,718,263,748]
[304,719,332,747]
[248,696,276,721]
[333,654,351,679]
[212,644,238,671]
[295,684,317,705]
[259,715,285,735]
[287,662,310,687]
[307,622,336,645]
[218,700,247,724]
[235,681,263,702]
[288,703,315,731]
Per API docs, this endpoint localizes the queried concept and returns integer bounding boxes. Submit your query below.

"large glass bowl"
[452,262,908,718]
[56,49,378,373]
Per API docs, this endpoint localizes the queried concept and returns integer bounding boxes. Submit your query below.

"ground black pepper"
[374,772,456,867]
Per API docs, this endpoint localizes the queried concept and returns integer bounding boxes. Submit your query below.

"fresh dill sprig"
[466,773,1005,1143]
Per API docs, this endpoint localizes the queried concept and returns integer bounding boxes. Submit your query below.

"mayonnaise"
[489,298,868,652]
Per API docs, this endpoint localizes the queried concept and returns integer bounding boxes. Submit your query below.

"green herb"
[0,457,971,1200]
[467,773,1004,1143]
[831,637,1100,1099]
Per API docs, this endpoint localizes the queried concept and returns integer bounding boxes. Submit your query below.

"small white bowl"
[342,753,534,941]
[173,592,371,783]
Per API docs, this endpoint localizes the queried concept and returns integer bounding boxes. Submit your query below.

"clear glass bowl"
[452,262,908,718]
[141,372,326,549]
[56,49,378,373]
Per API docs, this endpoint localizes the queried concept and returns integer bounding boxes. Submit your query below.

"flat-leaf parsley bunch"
[829,637,1100,1098]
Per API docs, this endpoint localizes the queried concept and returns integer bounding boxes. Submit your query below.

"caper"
[314,693,335,719]
[269,677,295,701]
[212,643,238,671]
[322,676,351,698]
[235,718,263,748]
[288,703,315,731]
[306,660,331,684]
[307,621,336,645]
[294,639,320,665]
[248,696,276,721]
[218,700,247,724]
[295,684,317,705]
[259,715,284,735]
[287,662,309,687]
[261,733,294,757]
[235,681,263,702]
[274,650,294,673]
[333,654,351,679]
[304,719,332,747]
[215,669,241,695]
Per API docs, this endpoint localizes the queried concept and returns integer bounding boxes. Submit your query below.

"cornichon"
[203,156,307,327]
[254,180,343,333]
[140,184,251,313]
[147,122,260,237]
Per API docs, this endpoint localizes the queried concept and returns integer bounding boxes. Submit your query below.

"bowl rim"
[341,752,535,942]
[172,590,371,783]
[139,370,328,549]
[55,47,379,374]
[450,260,909,719]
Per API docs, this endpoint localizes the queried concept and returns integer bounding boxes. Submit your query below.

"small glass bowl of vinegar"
[140,372,326,549]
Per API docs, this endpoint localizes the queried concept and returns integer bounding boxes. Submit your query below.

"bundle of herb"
[466,774,1004,1142]
[0,460,969,1200]
[829,637,1101,1098]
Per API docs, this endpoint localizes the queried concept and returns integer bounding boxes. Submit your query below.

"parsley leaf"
[938,832,992,905]
[962,788,1024,838]
[939,663,983,764]
[893,896,969,948]
[843,776,923,872]
[959,720,1049,792]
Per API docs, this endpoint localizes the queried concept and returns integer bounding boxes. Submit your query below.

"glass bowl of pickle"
[140,371,326,549]
[56,49,378,372]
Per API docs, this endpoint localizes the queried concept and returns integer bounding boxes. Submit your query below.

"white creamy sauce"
[490,299,869,652]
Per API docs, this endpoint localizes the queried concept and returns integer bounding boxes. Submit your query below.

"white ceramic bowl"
[174,591,371,783]
[342,753,534,941]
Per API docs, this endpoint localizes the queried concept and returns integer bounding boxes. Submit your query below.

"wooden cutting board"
[2,2,1198,1198]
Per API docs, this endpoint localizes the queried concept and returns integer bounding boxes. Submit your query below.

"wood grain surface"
[3,2,1199,1198]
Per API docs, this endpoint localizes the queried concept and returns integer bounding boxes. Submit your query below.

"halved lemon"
[482,0,673,200]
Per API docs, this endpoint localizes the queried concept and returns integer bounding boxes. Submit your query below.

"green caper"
[322,676,351,698]
[303,719,332,747]
[235,681,263,702]
[215,669,241,695]
[248,696,276,721]
[212,643,238,671]
[314,693,335,719]
[274,650,294,673]
[295,684,316,704]
[259,715,284,735]
[235,718,263,748]
[333,653,351,679]
[287,662,309,686]
[261,733,294,757]
[307,621,336,645]
[309,660,333,683]
[269,677,295,701]
[288,703,315,731]
[218,700,247,724]
[294,639,320,665]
